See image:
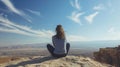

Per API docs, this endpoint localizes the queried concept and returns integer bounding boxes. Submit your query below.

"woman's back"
[52,36,66,54]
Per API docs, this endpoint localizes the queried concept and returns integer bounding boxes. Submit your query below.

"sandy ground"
[0,56,114,67]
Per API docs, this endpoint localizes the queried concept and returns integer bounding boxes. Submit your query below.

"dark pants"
[47,43,70,58]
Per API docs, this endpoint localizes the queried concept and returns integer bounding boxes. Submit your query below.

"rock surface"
[0,56,113,67]
[94,45,120,67]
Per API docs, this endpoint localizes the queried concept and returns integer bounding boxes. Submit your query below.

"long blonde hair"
[55,25,65,39]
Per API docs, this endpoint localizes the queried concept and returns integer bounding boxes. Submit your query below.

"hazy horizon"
[0,0,120,46]
[0,40,120,51]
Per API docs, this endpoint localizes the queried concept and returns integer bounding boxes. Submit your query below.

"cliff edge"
[94,45,120,67]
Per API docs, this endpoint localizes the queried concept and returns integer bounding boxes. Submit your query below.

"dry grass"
[0,57,20,64]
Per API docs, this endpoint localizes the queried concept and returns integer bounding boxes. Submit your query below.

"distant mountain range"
[0,40,120,50]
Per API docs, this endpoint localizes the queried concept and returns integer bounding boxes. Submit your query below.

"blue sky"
[0,0,120,45]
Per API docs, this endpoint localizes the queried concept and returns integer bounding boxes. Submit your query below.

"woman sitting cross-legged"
[47,25,70,58]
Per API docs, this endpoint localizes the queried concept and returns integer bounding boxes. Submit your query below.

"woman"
[47,25,70,58]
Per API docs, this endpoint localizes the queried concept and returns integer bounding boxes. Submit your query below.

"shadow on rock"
[6,56,57,67]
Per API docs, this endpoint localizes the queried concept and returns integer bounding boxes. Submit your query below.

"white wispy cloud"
[95,27,120,41]
[0,27,36,36]
[0,14,90,41]
[1,0,32,23]
[103,27,120,40]
[0,15,54,38]
[69,1,104,25]
[108,27,115,33]
[93,4,105,11]
[67,11,84,25]
[70,0,80,10]
[69,0,84,25]
[0,13,90,42]
[85,12,99,24]
[26,9,41,16]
